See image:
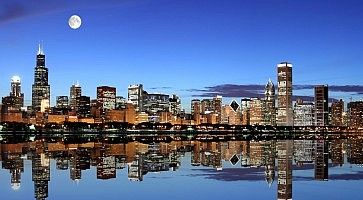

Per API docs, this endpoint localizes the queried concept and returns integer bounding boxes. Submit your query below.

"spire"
[37,43,44,55]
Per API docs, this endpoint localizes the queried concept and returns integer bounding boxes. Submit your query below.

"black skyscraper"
[32,44,50,112]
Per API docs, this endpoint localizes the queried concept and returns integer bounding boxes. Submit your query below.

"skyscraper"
[97,86,116,111]
[277,62,293,126]
[169,94,181,116]
[69,83,82,110]
[2,76,24,111]
[128,84,144,112]
[314,85,329,126]
[32,44,50,112]
[264,79,276,125]
[331,99,344,126]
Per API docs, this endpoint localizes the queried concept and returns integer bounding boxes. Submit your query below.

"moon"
[68,15,82,30]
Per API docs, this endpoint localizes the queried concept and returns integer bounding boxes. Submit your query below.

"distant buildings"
[32,44,50,112]
[2,76,24,111]
[277,62,293,126]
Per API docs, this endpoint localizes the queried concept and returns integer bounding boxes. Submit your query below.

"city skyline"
[2,0,363,108]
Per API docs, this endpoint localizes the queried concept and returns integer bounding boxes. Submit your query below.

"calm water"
[0,137,362,200]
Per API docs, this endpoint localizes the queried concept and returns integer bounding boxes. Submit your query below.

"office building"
[128,84,144,112]
[277,62,293,126]
[169,94,181,116]
[331,99,344,126]
[347,101,363,128]
[293,98,314,126]
[32,44,51,112]
[97,86,116,110]
[314,85,329,126]
[69,83,81,110]
[264,79,276,126]
[56,96,69,109]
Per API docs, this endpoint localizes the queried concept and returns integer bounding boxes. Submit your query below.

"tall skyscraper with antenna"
[32,44,51,112]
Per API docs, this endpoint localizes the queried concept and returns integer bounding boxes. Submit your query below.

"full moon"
[68,15,82,29]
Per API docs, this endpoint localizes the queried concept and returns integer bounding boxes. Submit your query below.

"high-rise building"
[56,96,69,109]
[115,96,127,110]
[169,94,181,116]
[314,85,329,126]
[331,99,344,126]
[191,99,201,124]
[97,86,116,111]
[32,44,51,112]
[201,99,213,114]
[264,79,276,126]
[250,98,264,125]
[241,98,251,125]
[212,95,222,124]
[347,101,363,128]
[1,76,24,111]
[128,84,144,112]
[277,62,293,126]
[143,92,169,115]
[69,83,81,110]
[293,98,314,126]
[277,140,293,200]
[76,96,91,117]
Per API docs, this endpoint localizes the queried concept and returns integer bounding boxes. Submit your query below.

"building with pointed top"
[264,79,276,125]
[32,44,50,112]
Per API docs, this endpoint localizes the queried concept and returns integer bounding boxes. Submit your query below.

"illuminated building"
[56,96,69,109]
[143,92,169,115]
[264,79,276,125]
[32,44,51,112]
[201,99,213,114]
[76,96,91,118]
[128,84,144,112]
[314,85,329,126]
[347,101,363,128]
[331,99,344,126]
[241,98,251,125]
[221,101,241,125]
[116,96,127,110]
[277,62,293,126]
[212,95,222,124]
[2,76,24,113]
[250,98,264,125]
[69,83,81,110]
[293,98,314,126]
[191,99,201,124]
[169,94,181,116]
[97,86,116,111]
[128,155,144,181]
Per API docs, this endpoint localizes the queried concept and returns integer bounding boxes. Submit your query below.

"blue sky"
[1,0,363,108]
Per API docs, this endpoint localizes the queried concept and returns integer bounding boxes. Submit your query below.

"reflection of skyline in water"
[1,137,363,200]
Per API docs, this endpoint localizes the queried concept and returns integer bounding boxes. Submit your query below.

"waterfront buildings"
[169,94,181,116]
[277,62,293,126]
[2,76,24,111]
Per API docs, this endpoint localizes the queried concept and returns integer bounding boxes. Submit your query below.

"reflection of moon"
[68,15,82,29]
